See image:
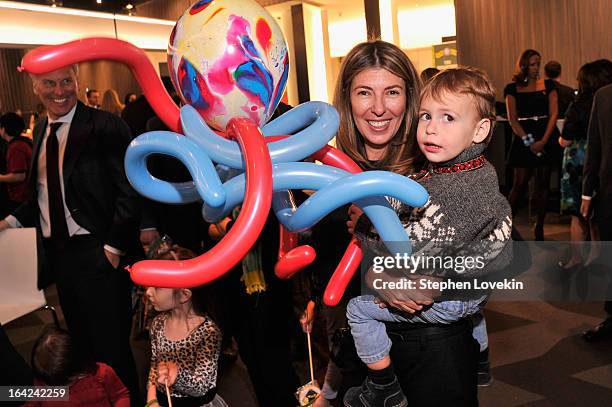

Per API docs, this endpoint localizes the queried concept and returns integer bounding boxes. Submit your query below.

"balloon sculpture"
[19,0,428,306]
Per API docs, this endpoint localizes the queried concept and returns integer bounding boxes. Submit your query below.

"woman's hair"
[421,67,497,144]
[101,89,124,116]
[31,328,94,385]
[576,59,612,100]
[333,40,425,175]
[154,245,220,323]
[512,49,541,86]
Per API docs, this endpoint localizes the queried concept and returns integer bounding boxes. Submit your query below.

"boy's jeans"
[347,294,487,364]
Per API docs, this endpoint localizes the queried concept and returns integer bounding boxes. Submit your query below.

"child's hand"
[347,205,364,234]
[157,361,178,387]
[300,300,316,333]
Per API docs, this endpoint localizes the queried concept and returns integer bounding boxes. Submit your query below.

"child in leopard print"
[344,67,512,407]
[145,246,227,407]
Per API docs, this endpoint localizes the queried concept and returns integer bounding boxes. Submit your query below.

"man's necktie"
[46,122,69,241]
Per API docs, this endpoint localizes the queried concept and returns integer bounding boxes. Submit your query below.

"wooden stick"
[307,331,315,384]
[164,379,173,407]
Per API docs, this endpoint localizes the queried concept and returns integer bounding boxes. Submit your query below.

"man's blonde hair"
[421,67,496,143]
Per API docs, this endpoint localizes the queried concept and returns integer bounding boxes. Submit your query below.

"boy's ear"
[473,118,491,144]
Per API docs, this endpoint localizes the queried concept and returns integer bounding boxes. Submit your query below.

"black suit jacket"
[13,102,140,286]
[583,84,612,220]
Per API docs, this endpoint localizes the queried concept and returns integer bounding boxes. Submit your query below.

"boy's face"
[417,92,488,163]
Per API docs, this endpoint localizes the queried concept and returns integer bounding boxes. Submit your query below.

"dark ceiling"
[13,0,150,14]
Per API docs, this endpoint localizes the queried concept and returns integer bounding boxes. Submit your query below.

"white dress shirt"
[5,104,122,255]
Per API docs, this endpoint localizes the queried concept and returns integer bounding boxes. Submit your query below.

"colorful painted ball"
[168,0,289,131]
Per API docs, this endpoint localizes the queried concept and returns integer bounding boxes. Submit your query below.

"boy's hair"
[31,328,94,385]
[544,60,562,79]
[0,112,26,138]
[420,67,497,144]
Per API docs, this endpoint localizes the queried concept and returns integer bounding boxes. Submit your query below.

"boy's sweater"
[357,143,513,280]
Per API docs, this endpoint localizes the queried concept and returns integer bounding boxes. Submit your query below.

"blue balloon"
[181,102,339,169]
[124,101,429,257]
[124,131,224,206]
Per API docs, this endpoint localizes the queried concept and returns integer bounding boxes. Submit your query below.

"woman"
[505,49,562,240]
[334,41,480,407]
[101,89,125,116]
[558,59,612,270]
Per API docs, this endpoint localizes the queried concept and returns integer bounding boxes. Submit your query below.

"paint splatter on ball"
[168,0,289,130]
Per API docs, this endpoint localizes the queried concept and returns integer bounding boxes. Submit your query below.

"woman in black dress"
[505,49,562,240]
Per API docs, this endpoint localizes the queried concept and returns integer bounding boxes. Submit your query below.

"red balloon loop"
[323,238,363,306]
[19,38,181,133]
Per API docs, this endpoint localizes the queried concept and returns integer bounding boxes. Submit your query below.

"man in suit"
[581,84,612,341]
[0,65,140,397]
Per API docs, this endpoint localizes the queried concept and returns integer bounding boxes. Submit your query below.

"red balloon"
[19,38,181,133]
[130,117,272,287]
[323,238,362,306]
[275,226,316,279]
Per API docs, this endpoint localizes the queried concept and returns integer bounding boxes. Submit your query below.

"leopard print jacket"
[148,313,222,398]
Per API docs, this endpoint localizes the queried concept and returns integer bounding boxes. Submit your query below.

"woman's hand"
[530,140,546,155]
[581,198,591,219]
[347,205,364,234]
[157,361,178,387]
[300,300,316,333]
[558,136,571,148]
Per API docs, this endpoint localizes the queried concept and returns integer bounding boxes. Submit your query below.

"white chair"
[0,228,56,325]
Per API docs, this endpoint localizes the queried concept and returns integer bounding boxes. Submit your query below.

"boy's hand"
[157,361,178,387]
[0,220,9,233]
[347,205,363,234]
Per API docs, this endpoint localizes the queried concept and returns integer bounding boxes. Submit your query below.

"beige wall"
[455,0,612,100]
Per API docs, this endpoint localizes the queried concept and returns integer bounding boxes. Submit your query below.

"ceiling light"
[125,3,133,9]
[96,0,102,4]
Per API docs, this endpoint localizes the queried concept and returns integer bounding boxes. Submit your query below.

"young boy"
[343,67,512,407]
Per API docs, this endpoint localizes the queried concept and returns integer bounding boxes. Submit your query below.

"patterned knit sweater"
[357,143,513,280]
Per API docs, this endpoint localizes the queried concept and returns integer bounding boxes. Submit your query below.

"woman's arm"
[505,95,527,139]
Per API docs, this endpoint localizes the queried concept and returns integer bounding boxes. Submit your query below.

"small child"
[25,328,129,407]
[145,245,226,407]
[344,67,512,407]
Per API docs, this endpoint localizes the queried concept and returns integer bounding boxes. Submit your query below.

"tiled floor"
[4,210,612,406]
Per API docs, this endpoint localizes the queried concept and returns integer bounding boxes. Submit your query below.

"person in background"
[86,89,100,109]
[24,328,130,407]
[420,67,440,84]
[582,82,612,342]
[0,112,32,212]
[124,93,137,106]
[0,65,141,402]
[101,89,125,117]
[505,49,562,241]
[558,59,612,271]
[545,60,575,118]
[145,245,226,407]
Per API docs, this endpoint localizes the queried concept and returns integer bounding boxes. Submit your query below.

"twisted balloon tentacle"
[129,118,273,287]
[181,103,339,168]
[19,38,181,133]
